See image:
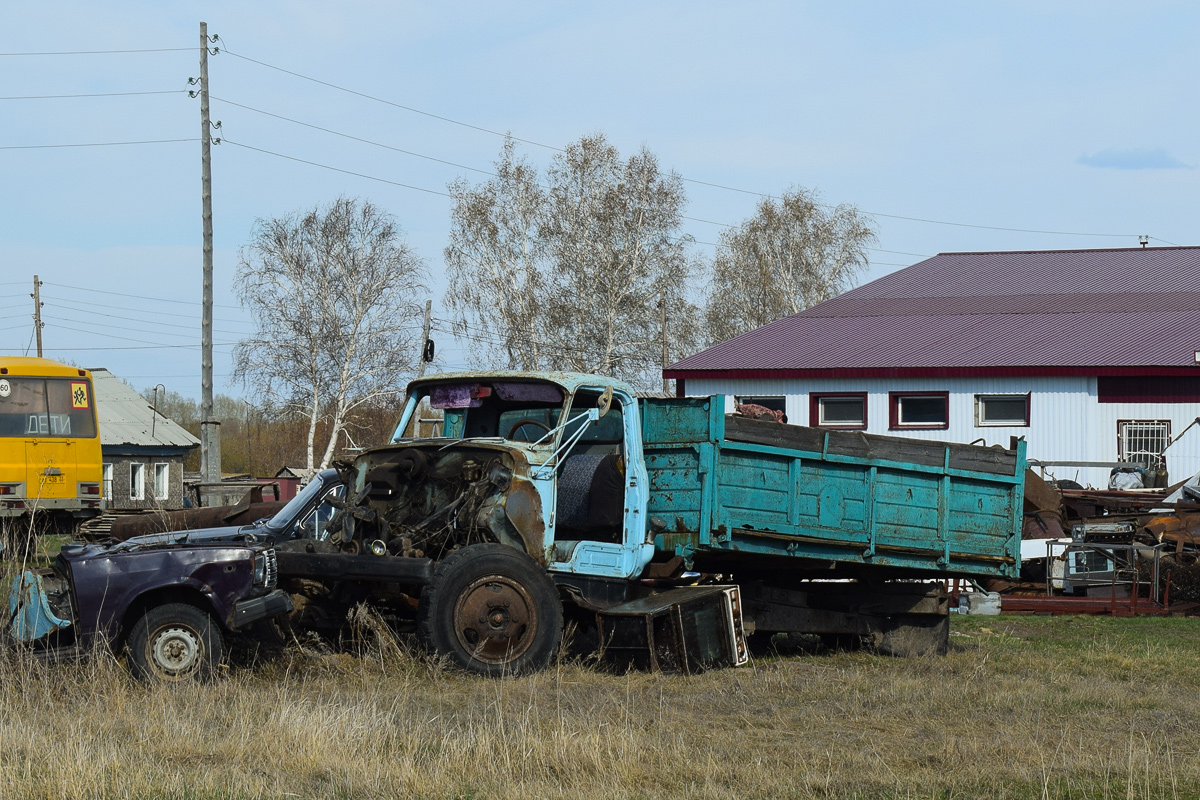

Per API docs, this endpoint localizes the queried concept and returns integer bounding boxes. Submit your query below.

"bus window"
[0,378,96,438]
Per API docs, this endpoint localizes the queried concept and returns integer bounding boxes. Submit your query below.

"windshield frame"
[263,469,341,533]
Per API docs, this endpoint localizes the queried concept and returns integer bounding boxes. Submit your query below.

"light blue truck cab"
[385,371,656,581]
[321,371,1025,674]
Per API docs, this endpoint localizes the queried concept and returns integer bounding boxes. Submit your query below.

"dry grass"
[0,614,1197,799]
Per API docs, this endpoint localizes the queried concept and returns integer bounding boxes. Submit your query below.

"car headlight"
[252,549,278,588]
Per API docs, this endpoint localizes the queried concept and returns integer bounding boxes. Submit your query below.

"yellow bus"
[0,357,103,533]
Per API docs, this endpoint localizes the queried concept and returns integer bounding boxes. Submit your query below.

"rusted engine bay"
[322,444,545,564]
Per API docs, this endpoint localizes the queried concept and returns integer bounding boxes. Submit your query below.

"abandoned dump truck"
[268,371,1024,676]
[8,535,291,681]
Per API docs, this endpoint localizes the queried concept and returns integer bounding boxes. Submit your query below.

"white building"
[667,247,1200,489]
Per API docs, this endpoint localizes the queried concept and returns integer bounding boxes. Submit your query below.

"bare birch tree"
[444,133,698,388]
[233,197,427,475]
[704,188,876,344]
[444,140,548,369]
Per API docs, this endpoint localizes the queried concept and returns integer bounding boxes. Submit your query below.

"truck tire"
[418,544,563,677]
[127,603,224,682]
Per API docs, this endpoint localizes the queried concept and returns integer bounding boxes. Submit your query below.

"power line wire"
[44,320,238,346]
[0,48,192,56]
[0,138,196,150]
[430,318,629,361]
[222,138,452,198]
[219,45,560,153]
[46,281,243,310]
[42,303,250,337]
[211,95,495,177]
[207,96,919,254]
[218,46,1157,243]
[42,343,232,351]
[44,294,253,326]
[0,90,187,100]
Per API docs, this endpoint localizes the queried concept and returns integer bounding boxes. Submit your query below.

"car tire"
[127,602,223,682]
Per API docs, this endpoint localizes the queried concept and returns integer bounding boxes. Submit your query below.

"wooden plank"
[723,416,1017,476]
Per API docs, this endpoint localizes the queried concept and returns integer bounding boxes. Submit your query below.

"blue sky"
[1,2,1196,399]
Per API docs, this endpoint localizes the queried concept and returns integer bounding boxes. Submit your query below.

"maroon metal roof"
[668,246,1200,378]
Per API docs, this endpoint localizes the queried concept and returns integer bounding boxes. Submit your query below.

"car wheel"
[128,602,223,682]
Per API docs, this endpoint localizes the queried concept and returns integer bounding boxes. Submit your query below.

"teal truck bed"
[642,397,1024,580]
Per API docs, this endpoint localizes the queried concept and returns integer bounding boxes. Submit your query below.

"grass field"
[0,614,1197,799]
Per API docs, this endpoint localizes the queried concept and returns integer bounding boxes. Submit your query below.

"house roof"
[90,369,201,449]
[667,246,1200,379]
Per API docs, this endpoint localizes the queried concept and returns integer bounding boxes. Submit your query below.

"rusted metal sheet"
[502,477,547,563]
[1143,512,1200,548]
[1060,488,1168,518]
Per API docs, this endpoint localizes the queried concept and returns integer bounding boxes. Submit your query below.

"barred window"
[1117,420,1170,468]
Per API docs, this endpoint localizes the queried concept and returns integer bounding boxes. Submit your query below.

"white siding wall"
[685,376,1200,489]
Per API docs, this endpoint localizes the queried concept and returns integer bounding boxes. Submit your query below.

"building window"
[129,463,145,501]
[810,393,867,429]
[975,394,1030,427]
[1118,420,1171,468]
[734,396,788,423]
[102,463,113,499]
[154,463,170,500]
[889,392,949,430]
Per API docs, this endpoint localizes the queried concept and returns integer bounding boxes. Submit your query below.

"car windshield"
[265,470,338,532]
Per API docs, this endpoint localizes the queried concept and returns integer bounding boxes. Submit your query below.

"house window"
[810,393,867,429]
[889,392,949,430]
[734,396,787,423]
[154,463,170,501]
[975,394,1030,427]
[102,463,113,499]
[129,463,145,501]
[1118,420,1171,468]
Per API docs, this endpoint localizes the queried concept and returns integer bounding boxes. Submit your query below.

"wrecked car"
[8,534,291,681]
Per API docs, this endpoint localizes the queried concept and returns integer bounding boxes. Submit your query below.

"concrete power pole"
[198,21,221,486]
[31,275,43,358]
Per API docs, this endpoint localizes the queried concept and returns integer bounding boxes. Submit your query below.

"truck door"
[548,387,653,580]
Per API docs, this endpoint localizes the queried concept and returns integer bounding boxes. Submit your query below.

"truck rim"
[451,575,538,665]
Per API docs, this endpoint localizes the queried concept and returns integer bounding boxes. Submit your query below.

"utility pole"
[416,299,433,379]
[31,275,43,358]
[198,21,221,486]
[660,288,669,394]
[406,300,434,437]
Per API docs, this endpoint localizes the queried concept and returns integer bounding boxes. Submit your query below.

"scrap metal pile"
[994,470,1200,613]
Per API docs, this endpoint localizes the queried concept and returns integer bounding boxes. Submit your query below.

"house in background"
[91,369,200,510]
[666,246,1200,488]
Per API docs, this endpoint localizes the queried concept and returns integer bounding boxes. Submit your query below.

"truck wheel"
[418,544,563,677]
[127,603,224,682]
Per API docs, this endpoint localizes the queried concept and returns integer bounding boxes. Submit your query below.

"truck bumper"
[232,589,293,629]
